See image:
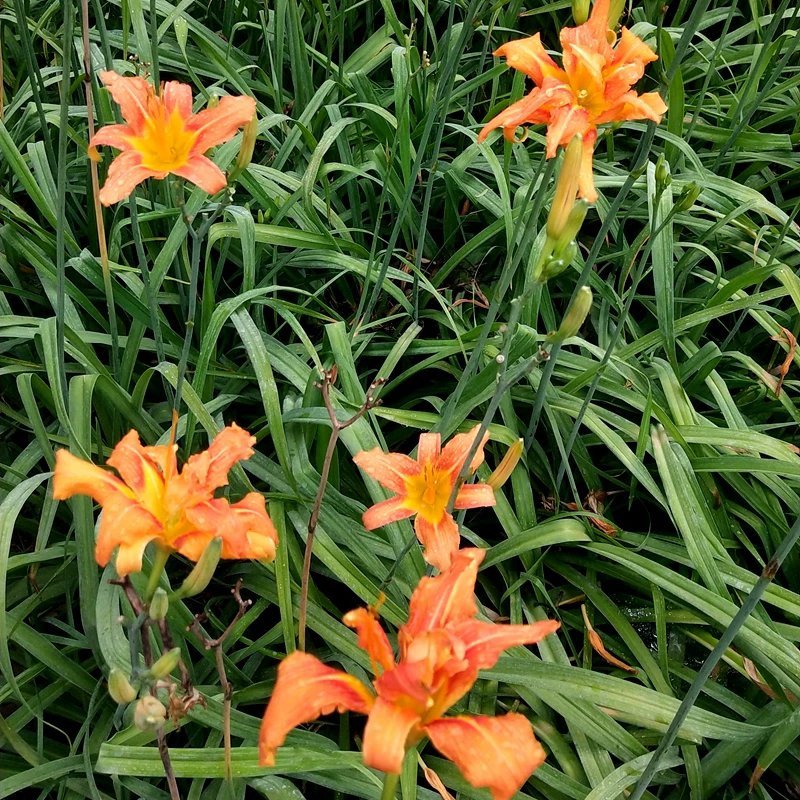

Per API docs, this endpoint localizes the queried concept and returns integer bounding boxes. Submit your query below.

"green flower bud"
[149,587,169,622]
[228,114,258,183]
[174,537,222,599]
[108,668,137,705]
[655,154,671,189]
[148,647,182,680]
[572,0,591,23]
[549,287,593,343]
[675,182,701,212]
[133,696,167,731]
[539,256,569,282]
[553,201,588,255]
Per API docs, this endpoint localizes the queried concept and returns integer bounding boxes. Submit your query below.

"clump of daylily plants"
[55,0,665,796]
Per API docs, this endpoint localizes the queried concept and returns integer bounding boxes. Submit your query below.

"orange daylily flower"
[89,71,256,205]
[53,424,277,576]
[354,426,496,571]
[259,549,559,800]
[478,0,667,201]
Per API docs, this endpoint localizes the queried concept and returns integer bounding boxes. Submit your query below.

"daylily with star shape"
[89,71,255,205]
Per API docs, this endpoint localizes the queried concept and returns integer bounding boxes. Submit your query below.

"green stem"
[380,773,399,800]
[144,546,170,603]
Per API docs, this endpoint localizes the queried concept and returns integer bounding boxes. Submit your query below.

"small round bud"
[133,696,167,731]
[495,354,506,365]
[149,588,169,622]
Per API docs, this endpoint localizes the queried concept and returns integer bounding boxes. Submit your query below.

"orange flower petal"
[402,548,483,638]
[53,449,131,504]
[98,150,160,206]
[343,607,395,674]
[88,123,134,152]
[95,493,162,575]
[99,71,153,132]
[595,90,667,124]
[478,85,569,143]
[179,498,251,560]
[494,33,566,85]
[424,714,546,800]
[353,449,420,493]
[374,659,434,712]
[188,95,257,153]
[181,423,256,493]
[437,425,489,475]
[362,496,414,530]
[416,432,441,465]
[231,492,278,561]
[162,81,193,119]
[172,154,228,195]
[106,430,166,499]
[363,697,423,775]
[613,27,658,68]
[453,482,496,511]
[545,105,592,157]
[258,651,373,767]
[414,513,460,571]
[560,0,613,59]
[452,619,561,671]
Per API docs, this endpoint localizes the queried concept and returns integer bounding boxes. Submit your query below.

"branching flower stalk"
[188,579,253,783]
[297,368,384,650]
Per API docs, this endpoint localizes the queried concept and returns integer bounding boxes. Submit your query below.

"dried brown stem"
[188,580,251,783]
[297,368,384,650]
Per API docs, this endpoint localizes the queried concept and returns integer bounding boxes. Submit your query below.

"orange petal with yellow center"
[494,34,566,85]
[353,448,420,493]
[89,123,134,152]
[258,651,374,767]
[424,714,546,800]
[402,548,483,638]
[416,432,441,465]
[452,619,561,671]
[173,155,228,195]
[162,81,193,119]
[415,513,460,571]
[188,95,257,153]
[362,496,415,530]
[98,150,161,206]
[453,482,496,510]
[437,425,490,476]
[232,492,279,561]
[107,430,167,502]
[362,696,423,775]
[99,71,153,133]
[53,449,132,505]
[343,607,395,674]
[181,423,256,493]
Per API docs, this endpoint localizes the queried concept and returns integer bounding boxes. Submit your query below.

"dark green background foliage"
[2,0,800,797]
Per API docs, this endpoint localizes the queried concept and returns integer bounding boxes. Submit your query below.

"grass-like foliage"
[2,0,800,798]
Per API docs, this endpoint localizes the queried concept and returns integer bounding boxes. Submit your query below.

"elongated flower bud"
[549,287,593,343]
[572,0,591,23]
[553,202,588,256]
[148,647,182,680]
[487,439,524,490]
[108,668,137,704]
[133,696,167,731]
[174,537,222,599]
[229,114,258,183]
[675,182,700,212]
[149,588,169,621]
[547,136,583,241]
